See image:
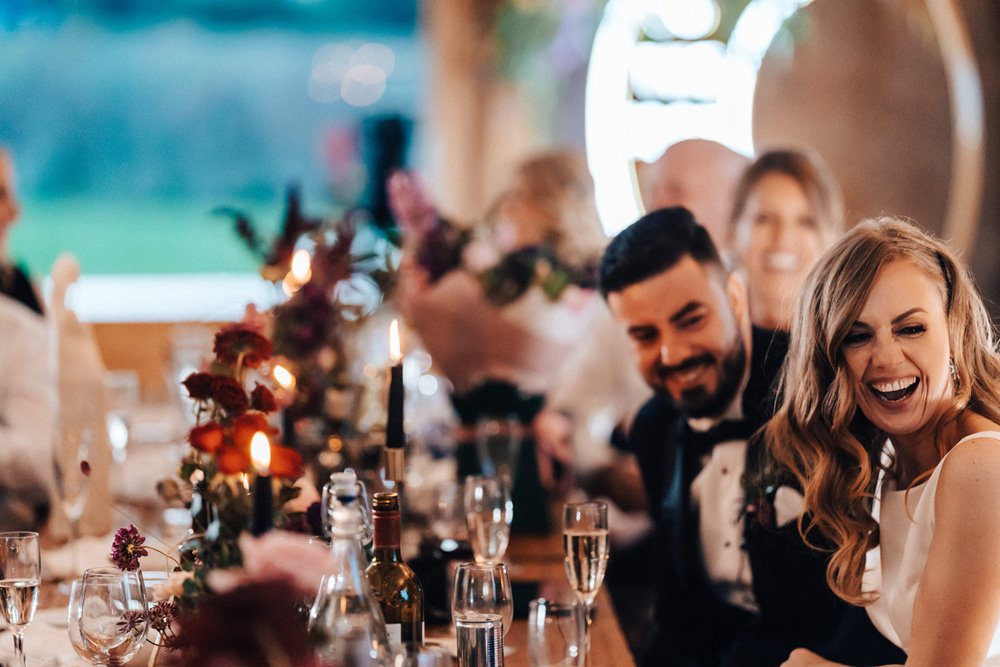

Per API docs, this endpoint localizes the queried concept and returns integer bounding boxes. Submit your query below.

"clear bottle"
[366,491,425,650]
[322,469,373,560]
[309,496,392,666]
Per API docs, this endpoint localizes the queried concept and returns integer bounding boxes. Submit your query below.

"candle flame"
[250,432,271,475]
[291,249,312,284]
[240,473,250,493]
[273,364,296,390]
[389,319,402,363]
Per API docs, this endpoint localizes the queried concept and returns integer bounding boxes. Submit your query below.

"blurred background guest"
[0,293,54,531]
[0,147,44,316]
[727,148,844,331]
[392,148,606,532]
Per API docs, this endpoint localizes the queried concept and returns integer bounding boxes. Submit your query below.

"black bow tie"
[685,418,753,458]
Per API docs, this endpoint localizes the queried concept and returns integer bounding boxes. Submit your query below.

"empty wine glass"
[463,476,513,563]
[67,578,100,663]
[474,416,523,485]
[0,531,41,667]
[78,567,148,666]
[54,409,93,585]
[104,370,140,465]
[562,502,609,655]
[451,561,514,638]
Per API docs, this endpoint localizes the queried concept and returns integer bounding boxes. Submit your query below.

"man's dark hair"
[599,206,724,297]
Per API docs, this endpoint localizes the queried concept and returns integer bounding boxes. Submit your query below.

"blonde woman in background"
[391,149,606,532]
[768,217,1000,666]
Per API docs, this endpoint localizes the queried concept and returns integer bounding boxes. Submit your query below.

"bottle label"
[373,511,401,549]
[386,623,402,649]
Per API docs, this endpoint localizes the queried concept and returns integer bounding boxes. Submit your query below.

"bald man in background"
[637,139,750,249]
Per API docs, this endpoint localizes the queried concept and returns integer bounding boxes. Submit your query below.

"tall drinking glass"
[78,567,148,666]
[54,410,93,586]
[451,561,514,637]
[66,578,100,663]
[562,502,609,655]
[0,531,41,667]
[463,476,513,563]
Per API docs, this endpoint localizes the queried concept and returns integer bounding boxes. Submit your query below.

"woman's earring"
[950,358,959,388]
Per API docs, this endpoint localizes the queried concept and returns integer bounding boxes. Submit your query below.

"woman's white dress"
[864,431,1000,664]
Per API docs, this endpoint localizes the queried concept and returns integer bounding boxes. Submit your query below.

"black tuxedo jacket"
[627,327,905,666]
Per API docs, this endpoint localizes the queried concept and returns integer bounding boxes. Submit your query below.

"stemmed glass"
[54,411,93,587]
[67,579,100,663]
[451,561,514,637]
[0,531,41,667]
[463,476,513,563]
[474,416,522,485]
[562,502,609,654]
[78,567,148,666]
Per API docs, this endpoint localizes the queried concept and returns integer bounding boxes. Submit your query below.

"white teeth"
[871,377,918,393]
[765,252,798,271]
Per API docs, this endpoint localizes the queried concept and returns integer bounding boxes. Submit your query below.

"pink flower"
[208,531,330,596]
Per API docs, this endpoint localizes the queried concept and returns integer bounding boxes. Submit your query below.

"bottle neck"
[372,508,403,562]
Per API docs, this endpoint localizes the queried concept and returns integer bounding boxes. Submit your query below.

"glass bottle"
[366,491,425,649]
[309,497,391,666]
[322,469,373,559]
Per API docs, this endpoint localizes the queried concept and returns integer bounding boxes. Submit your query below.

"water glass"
[66,579,99,663]
[451,561,513,638]
[390,644,453,667]
[78,567,148,665]
[463,476,513,563]
[0,531,41,667]
[430,482,467,544]
[528,598,586,667]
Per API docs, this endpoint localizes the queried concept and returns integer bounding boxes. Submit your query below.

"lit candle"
[250,431,273,535]
[386,319,405,482]
[273,364,296,391]
[290,249,312,284]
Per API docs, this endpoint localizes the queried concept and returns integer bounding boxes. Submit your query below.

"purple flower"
[117,610,146,635]
[111,524,149,571]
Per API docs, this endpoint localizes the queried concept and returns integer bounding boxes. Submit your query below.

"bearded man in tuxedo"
[601,207,903,666]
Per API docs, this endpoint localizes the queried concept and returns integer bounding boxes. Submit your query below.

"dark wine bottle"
[365,491,425,648]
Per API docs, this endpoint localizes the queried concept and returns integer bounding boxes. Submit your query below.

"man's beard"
[654,334,747,419]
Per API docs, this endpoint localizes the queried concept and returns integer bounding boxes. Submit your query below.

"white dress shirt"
[0,294,55,528]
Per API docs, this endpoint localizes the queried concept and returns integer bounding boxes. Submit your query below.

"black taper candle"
[386,319,405,482]
[251,472,273,535]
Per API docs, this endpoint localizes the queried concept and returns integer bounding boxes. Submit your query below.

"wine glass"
[474,416,522,485]
[463,476,513,563]
[0,531,41,667]
[54,411,93,587]
[562,502,609,653]
[451,561,514,637]
[78,567,148,666]
[67,578,100,663]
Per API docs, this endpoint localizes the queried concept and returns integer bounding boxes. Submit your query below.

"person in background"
[602,208,903,666]
[391,149,606,532]
[769,218,1000,666]
[727,148,843,331]
[0,147,44,315]
[639,139,751,248]
[0,293,54,531]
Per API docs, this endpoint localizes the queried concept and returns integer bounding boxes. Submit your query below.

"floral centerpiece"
[171,324,303,602]
[217,187,396,468]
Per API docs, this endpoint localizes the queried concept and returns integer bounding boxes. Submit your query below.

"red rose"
[216,444,251,475]
[250,383,278,413]
[189,422,224,454]
[270,446,303,480]
[232,411,275,451]
[211,376,249,417]
[182,372,215,400]
[214,326,273,369]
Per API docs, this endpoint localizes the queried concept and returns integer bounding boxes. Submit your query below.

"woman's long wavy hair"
[765,217,1000,604]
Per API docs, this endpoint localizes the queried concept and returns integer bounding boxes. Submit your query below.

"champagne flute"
[0,531,41,667]
[78,567,148,666]
[463,476,513,563]
[562,502,609,654]
[451,561,514,637]
[474,416,522,485]
[54,413,93,586]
